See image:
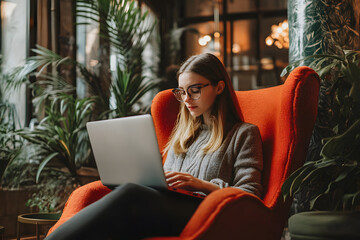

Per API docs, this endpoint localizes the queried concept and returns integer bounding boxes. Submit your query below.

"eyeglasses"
[172,84,210,102]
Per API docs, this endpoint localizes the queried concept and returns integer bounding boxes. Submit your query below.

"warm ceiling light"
[203,35,211,42]
[265,37,274,46]
[198,34,212,47]
[281,21,289,30]
[232,43,241,53]
[266,20,289,49]
[198,37,208,46]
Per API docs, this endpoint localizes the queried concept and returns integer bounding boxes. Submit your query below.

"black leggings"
[45,183,203,240]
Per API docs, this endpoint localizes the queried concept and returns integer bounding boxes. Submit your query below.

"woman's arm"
[210,124,263,197]
[232,124,263,197]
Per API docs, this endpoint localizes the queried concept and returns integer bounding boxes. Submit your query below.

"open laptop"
[86,114,205,199]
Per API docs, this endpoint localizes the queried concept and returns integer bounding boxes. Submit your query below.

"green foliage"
[76,0,158,117]
[281,49,360,210]
[111,66,157,117]
[0,125,22,184]
[16,94,95,183]
[26,170,77,212]
[6,45,71,92]
[2,146,42,188]
[32,74,76,114]
[282,120,360,210]
[3,155,76,212]
[9,1,158,120]
[0,57,23,184]
[4,0,157,211]
[76,0,155,72]
[6,45,108,115]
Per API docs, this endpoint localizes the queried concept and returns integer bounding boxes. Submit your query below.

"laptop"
[86,114,205,199]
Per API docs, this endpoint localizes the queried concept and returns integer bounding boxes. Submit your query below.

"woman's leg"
[45,183,202,240]
[47,181,111,236]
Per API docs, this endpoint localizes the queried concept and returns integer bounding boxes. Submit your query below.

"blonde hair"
[164,53,241,155]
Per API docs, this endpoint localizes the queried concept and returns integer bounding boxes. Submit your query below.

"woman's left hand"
[165,171,219,194]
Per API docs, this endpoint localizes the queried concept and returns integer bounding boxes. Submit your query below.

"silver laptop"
[86,114,205,198]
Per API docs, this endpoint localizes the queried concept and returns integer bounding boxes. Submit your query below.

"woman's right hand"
[165,171,219,194]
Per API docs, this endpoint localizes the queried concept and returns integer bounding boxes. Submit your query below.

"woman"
[45,53,263,240]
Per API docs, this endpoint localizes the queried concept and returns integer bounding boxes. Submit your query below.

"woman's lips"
[187,106,198,110]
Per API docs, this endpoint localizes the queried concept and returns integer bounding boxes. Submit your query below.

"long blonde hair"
[164,53,242,155]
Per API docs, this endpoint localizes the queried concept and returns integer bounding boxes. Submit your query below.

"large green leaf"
[320,119,360,159]
[36,152,59,183]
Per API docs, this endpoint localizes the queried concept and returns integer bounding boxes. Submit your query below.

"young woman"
[45,53,263,240]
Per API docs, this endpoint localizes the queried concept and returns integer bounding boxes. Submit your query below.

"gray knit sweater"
[163,122,263,197]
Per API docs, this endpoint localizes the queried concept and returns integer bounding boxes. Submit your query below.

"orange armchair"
[47,66,320,240]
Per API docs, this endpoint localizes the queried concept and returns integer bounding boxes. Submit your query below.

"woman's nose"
[183,92,192,102]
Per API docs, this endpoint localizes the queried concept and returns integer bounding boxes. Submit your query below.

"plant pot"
[288,211,360,240]
[0,187,36,238]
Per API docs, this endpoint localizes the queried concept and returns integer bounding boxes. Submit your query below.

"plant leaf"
[36,152,59,183]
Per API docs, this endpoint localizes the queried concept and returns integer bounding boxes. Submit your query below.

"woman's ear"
[216,80,225,95]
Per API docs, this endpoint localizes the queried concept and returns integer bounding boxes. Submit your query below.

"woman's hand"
[165,171,220,194]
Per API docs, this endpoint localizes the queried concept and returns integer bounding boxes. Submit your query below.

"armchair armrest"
[182,188,277,240]
[47,180,111,236]
[145,188,283,240]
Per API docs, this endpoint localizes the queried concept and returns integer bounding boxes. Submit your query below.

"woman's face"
[178,72,224,121]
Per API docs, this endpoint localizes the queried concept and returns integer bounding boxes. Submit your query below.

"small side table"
[17,213,61,240]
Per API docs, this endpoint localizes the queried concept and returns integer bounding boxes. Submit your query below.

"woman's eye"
[190,88,200,94]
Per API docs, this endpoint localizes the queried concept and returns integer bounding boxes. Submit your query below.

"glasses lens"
[188,86,201,100]
[172,89,185,102]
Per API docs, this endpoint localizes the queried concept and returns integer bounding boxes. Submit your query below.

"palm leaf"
[7,45,73,91]
[36,152,59,183]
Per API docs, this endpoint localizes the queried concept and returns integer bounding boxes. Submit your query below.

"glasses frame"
[172,83,210,102]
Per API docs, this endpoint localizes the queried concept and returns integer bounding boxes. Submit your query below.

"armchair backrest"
[151,66,320,209]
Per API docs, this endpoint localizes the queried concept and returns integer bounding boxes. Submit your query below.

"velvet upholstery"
[47,66,320,240]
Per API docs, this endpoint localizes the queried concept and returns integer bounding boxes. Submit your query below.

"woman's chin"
[189,111,201,118]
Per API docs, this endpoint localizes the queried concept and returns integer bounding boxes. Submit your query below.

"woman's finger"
[170,181,187,188]
[165,171,183,178]
[166,174,190,184]
[165,172,190,180]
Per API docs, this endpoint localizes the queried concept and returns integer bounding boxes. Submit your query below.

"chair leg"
[36,223,40,240]
[17,221,20,240]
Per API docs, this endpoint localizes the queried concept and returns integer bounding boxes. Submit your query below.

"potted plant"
[281,48,360,239]
[76,0,158,118]
[4,0,158,212]
[0,57,37,238]
[3,65,97,210]
[15,93,96,184]
[0,76,22,186]
[0,55,24,186]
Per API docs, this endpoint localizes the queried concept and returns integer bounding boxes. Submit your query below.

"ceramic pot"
[288,211,360,240]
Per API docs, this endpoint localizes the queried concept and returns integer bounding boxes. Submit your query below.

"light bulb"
[204,35,211,42]
[265,37,274,46]
[198,37,207,46]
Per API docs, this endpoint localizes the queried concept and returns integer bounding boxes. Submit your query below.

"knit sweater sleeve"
[210,124,263,197]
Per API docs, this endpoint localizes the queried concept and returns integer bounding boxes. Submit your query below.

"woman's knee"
[109,183,161,207]
[112,183,149,197]
[67,181,112,209]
